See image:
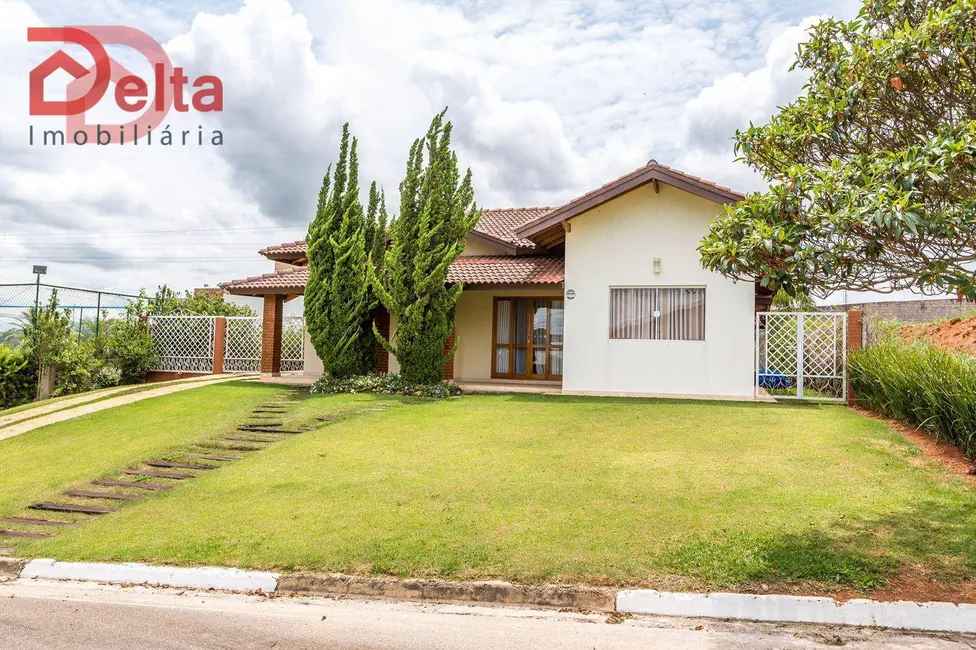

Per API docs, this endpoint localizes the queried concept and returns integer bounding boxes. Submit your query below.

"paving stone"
[238,427,302,434]
[145,460,215,471]
[92,479,172,491]
[65,490,142,502]
[0,517,81,527]
[29,503,114,515]
[225,436,278,443]
[121,469,193,480]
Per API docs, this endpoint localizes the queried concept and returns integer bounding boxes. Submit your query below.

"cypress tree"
[371,109,479,384]
[306,124,372,378]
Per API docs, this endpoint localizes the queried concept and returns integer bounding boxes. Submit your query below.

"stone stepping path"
[238,427,302,434]
[92,479,172,492]
[1,517,80,528]
[65,490,142,502]
[145,460,216,471]
[122,468,194,480]
[30,503,115,515]
[4,391,315,546]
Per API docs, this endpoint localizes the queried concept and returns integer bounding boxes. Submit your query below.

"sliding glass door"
[493,297,564,380]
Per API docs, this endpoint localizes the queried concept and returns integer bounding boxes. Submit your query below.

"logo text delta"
[27,26,224,147]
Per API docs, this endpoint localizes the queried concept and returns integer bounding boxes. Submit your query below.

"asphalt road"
[0,578,972,650]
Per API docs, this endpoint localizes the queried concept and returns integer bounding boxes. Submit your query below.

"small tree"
[371,110,480,384]
[305,124,374,378]
[699,0,976,299]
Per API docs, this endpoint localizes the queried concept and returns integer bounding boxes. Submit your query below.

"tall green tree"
[371,110,480,384]
[699,0,976,299]
[306,124,374,378]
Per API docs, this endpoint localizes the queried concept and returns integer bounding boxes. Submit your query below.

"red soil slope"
[901,313,976,355]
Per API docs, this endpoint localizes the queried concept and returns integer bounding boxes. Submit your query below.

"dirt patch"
[851,406,976,485]
[901,314,976,355]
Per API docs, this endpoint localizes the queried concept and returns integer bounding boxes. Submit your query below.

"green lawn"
[0,381,286,518]
[13,393,975,592]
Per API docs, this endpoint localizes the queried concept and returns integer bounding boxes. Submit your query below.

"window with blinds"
[609,287,706,341]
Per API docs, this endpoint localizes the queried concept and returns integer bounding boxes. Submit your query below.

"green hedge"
[850,340,976,458]
[0,345,36,409]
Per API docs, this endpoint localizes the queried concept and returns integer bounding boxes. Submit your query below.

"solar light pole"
[32,265,47,401]
[32,265,47,313]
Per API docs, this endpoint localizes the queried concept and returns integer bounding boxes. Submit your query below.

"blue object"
[757,368,794,390]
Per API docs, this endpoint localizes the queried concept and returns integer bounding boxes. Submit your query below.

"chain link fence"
[0,283,140,347]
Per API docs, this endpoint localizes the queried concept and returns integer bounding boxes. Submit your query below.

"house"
[221,160,764,399]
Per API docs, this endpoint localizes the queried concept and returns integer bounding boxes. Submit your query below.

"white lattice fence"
[756,312,847,402]
[282,316,305,372]
[224,317,262,373]
[148,316,215,373]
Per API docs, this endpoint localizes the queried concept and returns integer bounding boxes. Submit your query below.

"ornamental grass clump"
[850,338,976,458]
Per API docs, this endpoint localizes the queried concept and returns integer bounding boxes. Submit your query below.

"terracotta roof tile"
[221,256,564,295]
[446,256,564,285]
[220,267,309,294]
[474,208,552,248]
[258,208,553,260]
[259,240,307,259]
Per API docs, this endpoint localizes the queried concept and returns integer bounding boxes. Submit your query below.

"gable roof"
[515,160,744,243]
[220,255,564,296]
[475,207,551,249]
[257,207,553,262]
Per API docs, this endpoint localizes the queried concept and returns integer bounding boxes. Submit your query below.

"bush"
[104,318,158,384]
[0,345,36,409]
[311,373,462,398]
[850,339,976,458]
[53,341,113,396]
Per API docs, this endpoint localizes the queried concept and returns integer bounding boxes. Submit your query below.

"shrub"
[0,345,36,409]
[104,318,158,384]
[53,341,111,396]
[850,338,976,458]
[311,373,462,399]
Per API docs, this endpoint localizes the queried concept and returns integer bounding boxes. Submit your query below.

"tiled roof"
[474,208,552,249]
[221,256,564,295]
[259,240,307,259]
[257,208,553,260]
[446,256,564,285]
[516,160,745,239]
[220,267,309,294]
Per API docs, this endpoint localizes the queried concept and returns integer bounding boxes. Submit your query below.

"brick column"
[373,307,390,374]
[213,317,226,375]
[847,310,863,353]
[846,310,863,404]
[442,329,456,381]
[261,294,284,377]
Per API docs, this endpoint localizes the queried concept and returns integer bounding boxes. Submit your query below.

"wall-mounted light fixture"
[653,256,661,274]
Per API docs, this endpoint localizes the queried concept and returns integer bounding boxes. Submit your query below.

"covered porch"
[219,255,566,387]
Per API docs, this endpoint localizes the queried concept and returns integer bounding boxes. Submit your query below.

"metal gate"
[222,316,305,373]
[224,316,262,372]
[756,312,847,402]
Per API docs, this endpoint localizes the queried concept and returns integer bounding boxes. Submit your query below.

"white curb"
[21,559,279,593]
[617,589,976,633]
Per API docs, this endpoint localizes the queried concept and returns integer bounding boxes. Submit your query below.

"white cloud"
[0,0,861,296]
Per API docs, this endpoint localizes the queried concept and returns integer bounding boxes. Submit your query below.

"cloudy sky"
[2,0,869,303]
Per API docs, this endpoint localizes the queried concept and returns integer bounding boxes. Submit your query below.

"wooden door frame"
[491,296,564,381]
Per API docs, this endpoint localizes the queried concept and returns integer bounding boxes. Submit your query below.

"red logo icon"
[28,26,223,145]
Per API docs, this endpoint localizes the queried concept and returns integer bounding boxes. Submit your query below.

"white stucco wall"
[561,183,755,399]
